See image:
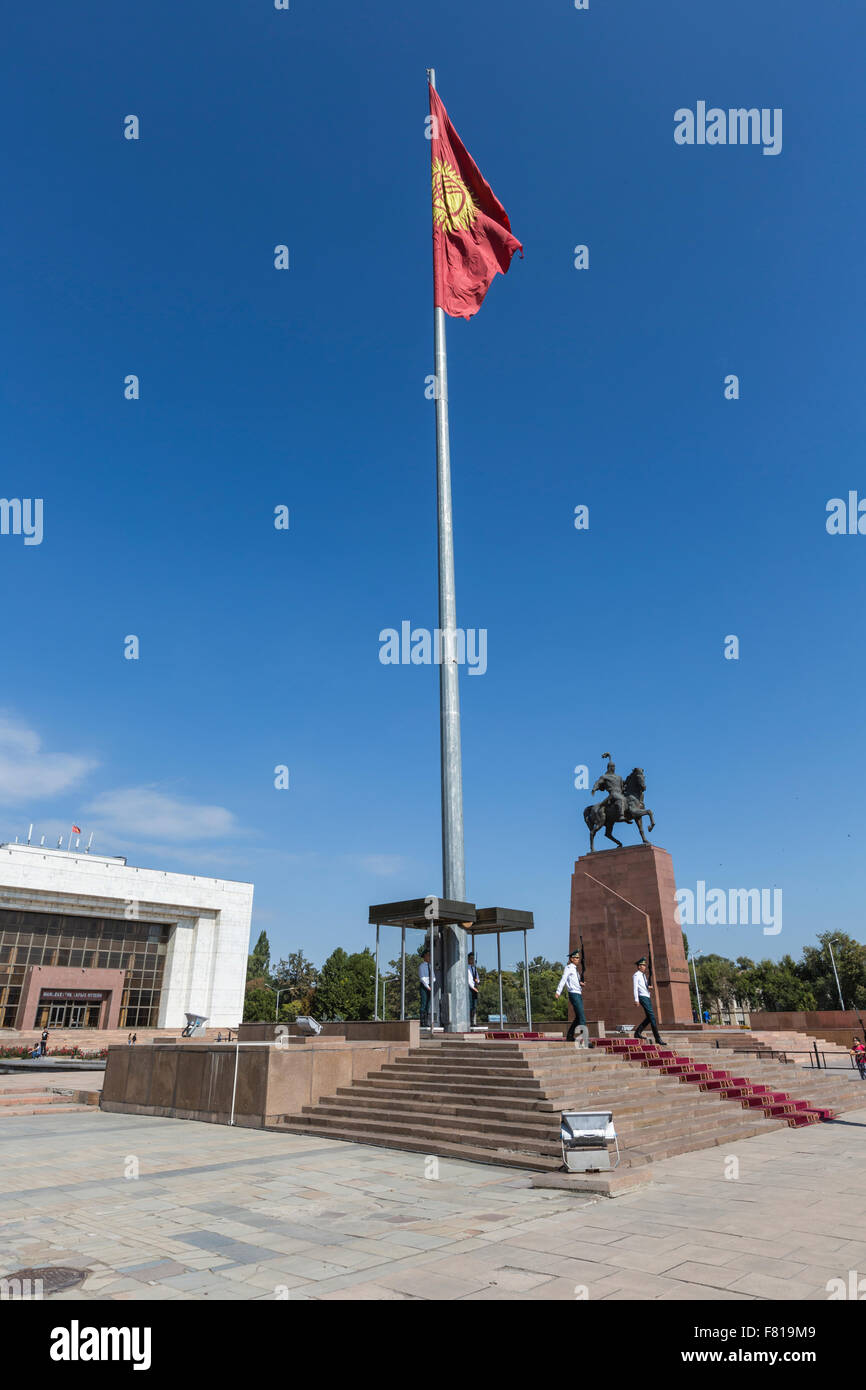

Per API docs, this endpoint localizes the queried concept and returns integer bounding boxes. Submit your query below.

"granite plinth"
[100,1037,414,1128]
[569,844,691,1029]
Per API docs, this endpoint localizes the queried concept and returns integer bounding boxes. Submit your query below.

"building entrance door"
[43,1000,102,1028]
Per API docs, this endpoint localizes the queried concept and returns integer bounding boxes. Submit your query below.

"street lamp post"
[690,954,704,1024]
[825,938,846,1013]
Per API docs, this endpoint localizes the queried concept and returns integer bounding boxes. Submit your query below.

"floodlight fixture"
[295,1016,322,1035]
[181,1013,209,1037]
[560,1110,620,1172]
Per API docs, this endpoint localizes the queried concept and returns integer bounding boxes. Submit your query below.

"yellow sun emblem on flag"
[432,159,478,232]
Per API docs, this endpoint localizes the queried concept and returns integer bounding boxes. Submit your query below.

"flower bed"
[52,1046,108,1060]
[0,1045,107,1060]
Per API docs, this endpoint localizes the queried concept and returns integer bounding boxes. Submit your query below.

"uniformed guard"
[467,952,480,1027]
[555,949,587,1042]
[633,956,665,1045]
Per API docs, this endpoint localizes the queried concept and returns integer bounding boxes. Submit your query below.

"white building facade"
[0,844,253,1030]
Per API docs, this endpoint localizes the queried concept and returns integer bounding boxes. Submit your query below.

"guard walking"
[555,950,587,1043]
[633,956,665,1045]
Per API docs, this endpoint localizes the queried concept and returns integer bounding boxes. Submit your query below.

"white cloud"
[0,714,97,805]
[86,787,240,842]
[345,853,407,878]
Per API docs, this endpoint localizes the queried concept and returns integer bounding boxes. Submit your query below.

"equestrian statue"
[583,752,655,852]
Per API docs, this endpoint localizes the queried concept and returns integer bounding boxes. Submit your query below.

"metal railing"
[709,1039,864,1073]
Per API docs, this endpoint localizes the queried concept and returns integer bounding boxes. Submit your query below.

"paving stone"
[657,1284,751,1300]
[660,1261,745,1289]
[374,1267,492,1299]
[319,1283,422,1300]
[269,1255,360,1281]
[117,1259,191,1278]
[0,1099,864,1301]
[603,1245,702,1276]
[176,1233,286,1265]
[726,1270,830,1299]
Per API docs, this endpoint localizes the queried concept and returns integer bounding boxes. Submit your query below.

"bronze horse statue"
[584,766,655,852]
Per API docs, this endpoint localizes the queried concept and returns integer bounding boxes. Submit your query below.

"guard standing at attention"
[467,952,480,1027]
[419,948,434,1029]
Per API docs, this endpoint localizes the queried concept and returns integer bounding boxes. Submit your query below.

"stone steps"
[337,1082,558,1111]
[702,1030,853,1065]
[676,1050,853,1107]
[0,1076,100,1117]
[274,1035,820,1171]
[623,1118,785,1163]
[291,1109,563,1155]
[661,1058,845,1092]
[330,1082,748,1126]
[276,1107,783,1171]
[316,1092,734,1135]
[396,1054,620,1075]
[0,1102,95,1117]
[596,1040,851,1124]
[373,1068,546,1092]
[419,1039,856,1112]
[0,1092,68,1106]
[309,1095,777,1153]
[0,1088,96,1116]
[339,1080,706,1114]
[271,1121,565,1171]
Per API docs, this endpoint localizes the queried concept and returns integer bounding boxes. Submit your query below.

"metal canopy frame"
[369,899,475,1033]
[368,899,534,1033]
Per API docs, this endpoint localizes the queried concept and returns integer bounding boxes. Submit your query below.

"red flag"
[429,85,522,319]
[72,825,81,834]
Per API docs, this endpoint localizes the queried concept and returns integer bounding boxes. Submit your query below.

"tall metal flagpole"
[428,67,468,1032]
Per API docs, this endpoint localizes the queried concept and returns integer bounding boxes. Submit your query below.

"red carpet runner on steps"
[594,1037,835,1127]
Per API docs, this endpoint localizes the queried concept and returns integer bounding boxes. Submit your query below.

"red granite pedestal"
[569,844,691,1029]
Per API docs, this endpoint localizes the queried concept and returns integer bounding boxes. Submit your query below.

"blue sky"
[1,0,864,973]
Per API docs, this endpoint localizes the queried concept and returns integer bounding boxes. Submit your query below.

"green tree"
[525,955,560,974]
[514,958,567,1020]
[384,947,424,1019]
[798,932,866,1011]
[312,947,376,1020]
[690,954,740,1020]
[736,955,816,1012]
[531,970,567,1019]
[478,969,526,1024]
[243,986,276,1022]
[272,950,318,1012]
[247,930,271,982]
[277,999,306,1023]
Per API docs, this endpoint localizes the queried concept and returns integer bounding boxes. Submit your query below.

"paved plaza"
[2,1102,866,1301]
